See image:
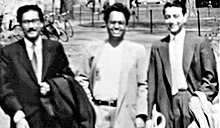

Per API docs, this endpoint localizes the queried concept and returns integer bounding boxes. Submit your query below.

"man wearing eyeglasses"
[0,5,94,128]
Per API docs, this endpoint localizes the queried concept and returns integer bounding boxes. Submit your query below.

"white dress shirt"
[169,28,188,95]
[24,37,43,83]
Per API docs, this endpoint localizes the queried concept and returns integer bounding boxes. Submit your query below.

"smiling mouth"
[112,30,121,34]
[170,25,179,29]
[28,30,37,33]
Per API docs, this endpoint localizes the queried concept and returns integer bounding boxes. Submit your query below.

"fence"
[72,3,219,36]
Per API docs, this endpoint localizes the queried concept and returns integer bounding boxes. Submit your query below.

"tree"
[186,0,197,17]
[175,0,197,17]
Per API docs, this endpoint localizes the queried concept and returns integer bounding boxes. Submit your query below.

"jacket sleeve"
[136,45,149,117]
[64,75,96,128]
[74,48,94,103]
[147,45,157,118]
[0,49,23,117]
[57,42,75,77]
[44,41,75,80]
[199,41,218,102]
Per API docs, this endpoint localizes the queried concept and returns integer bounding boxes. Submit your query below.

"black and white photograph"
[0,0,219,128]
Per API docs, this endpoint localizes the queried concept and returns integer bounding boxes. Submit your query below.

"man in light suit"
[79,3,148,128]
[0,5,85,128]
[147,1,218,128]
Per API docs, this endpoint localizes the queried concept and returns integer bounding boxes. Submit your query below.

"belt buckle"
[98,100,102,105]
[108,100,114,106]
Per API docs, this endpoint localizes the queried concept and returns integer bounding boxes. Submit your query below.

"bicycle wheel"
[58,27,68,42]
[12,25,24,38]
[43,25,59,41]
[64,20,74,37]
[11,25,21,31]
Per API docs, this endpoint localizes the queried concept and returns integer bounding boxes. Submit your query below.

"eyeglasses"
[22,19,41,25]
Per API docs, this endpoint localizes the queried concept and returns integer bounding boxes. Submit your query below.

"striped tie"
[32,43,38,78]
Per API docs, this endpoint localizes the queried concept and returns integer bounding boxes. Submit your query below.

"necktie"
[32,43,38,78]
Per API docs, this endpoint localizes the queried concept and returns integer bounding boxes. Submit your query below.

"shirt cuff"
[13,110,26,123]
[136,114,148,122]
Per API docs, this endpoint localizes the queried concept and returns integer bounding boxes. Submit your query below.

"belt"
[92,99,117,107]
[178,89,188,92]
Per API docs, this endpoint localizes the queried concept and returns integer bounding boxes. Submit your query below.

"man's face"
[164,6,187,35]
[107,11,126,39]
[21,10,43,42]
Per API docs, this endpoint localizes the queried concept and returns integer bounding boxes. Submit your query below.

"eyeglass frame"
[22,18,41,25]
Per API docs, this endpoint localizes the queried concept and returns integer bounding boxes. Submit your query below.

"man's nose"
[167,17,176,24]
[114,22,120,28]
[28,22,36,27]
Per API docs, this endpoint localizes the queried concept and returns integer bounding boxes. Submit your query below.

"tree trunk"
[186,0,197,17]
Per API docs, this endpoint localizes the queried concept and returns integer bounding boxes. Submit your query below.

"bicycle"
[42,13,69,42]
[56,11,74,38]
[0,15,23,46]
[51,10,74,38]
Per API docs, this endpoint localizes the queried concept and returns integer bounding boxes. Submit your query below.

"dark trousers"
[172,90,192,128]
[10,108,79,128]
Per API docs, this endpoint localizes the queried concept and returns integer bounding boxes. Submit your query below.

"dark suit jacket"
[47,75,95,128]
[0,39,74,128]
[148,32,218,128]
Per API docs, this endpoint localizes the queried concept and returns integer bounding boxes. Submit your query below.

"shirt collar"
[170,27,186,42]
[24,36,42,49]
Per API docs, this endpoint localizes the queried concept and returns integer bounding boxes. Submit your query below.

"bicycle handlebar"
[60,11,69,16]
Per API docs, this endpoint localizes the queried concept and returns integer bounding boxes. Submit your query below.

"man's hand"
[39,82,50,95]
[187,121,199,128]
[145,119,154,128]
[16,118,30,128]
[135,117,145,128]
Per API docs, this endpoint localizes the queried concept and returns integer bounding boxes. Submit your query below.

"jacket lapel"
[18,39,54,83]
[116,41,130,116]
[42,39,53,80]
[158,33,195,89]
[18,40,38,82]
[158,36,172,85]
[182,32,195,76]
[90,41,105,91]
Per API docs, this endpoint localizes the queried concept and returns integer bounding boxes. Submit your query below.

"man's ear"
[183,13,189,23]
[40,22,44,28]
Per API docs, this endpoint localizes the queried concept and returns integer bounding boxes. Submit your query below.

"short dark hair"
[163,1,187,15]
[103,2,130,25]
[17,5,44,24]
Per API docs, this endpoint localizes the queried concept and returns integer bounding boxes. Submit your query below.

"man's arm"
[55,42,75,77]
[136,45,149,127]
[200,41,218,102]
[147,45,157,119]
[74,49,94,103]
[0,49,23,117]
[0,48,29,128]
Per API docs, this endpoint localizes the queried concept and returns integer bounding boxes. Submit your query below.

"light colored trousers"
[94,105,117,128]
